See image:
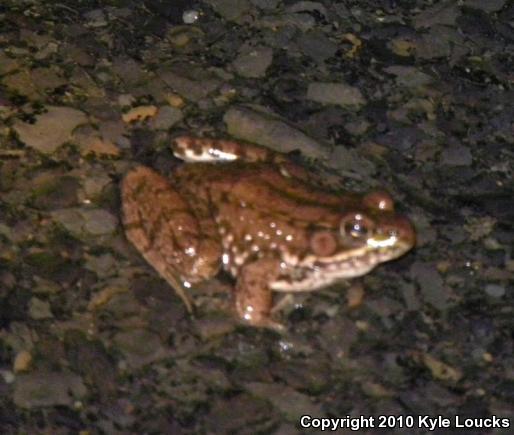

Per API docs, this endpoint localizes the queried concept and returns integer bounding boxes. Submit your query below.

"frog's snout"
[383,215,416,250]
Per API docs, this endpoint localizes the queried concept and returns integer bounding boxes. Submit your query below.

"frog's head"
[271,191,416,292]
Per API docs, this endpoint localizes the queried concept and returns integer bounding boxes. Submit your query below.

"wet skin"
[121,137,416,329]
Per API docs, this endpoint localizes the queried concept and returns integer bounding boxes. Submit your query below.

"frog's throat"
[270,242,411,292]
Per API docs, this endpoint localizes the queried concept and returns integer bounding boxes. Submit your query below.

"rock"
[195,318,236,340]
[464,0,506,12]
[204,0,252,22]
[414,26,462,60]
[84,253,117,278]
[151,106,183,130]
[224,105,329,159]
[384,66,434,89]
[244,382,324,420]
[82,209,118,236]
[440,145,473,166]
[0,52,19,75]
[421,353,462,382]
[182,9,200,24]
[28,297,53,320]
[122,105,157,123]
[83,9,108,27]
[31,174,80,210]
[51,208,118,239]
[13,350,32,373]
[2,70,40,98]
[484,283,505,298]
[306,82,366,109]
[14,370,87,408]
[410,262,450,310]
[206,393,273,433]
[112,57,146,85]
[296,31,337,63]
[250,0,280,9]
[73,125,122,157]
[82,171,113,200]
[232,46,273,78]
[159,64,222,101]
[113,328,168,369]
[286,1,328,18]
[13,106,88,154]
[413,1,460,29]
[30,67,67,90]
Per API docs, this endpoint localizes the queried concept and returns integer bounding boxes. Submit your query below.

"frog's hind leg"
[121,166,221,313]
[172,136,286,164]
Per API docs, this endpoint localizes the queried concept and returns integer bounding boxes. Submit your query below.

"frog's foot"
[172,136,285,164]
[236,303,286,332]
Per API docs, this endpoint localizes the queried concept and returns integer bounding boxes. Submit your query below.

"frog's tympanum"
[121,137,415,329]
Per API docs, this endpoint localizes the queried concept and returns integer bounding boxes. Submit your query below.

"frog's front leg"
[121,166,222,312]
[235,258,285,331]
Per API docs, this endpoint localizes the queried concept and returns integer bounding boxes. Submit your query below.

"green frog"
[121,136,415,329]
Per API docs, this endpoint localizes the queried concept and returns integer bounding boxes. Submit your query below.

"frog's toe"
[238,313,286,333]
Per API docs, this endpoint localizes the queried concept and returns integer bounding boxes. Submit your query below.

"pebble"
[440,144,473,166]
[84,253,117,278]
[384,65,434,88]
[413,1,459,29]
[82,209,118,236]
[204,0,252,22]
[232,46,273,78]
[28,297,53,320]
[159,65,222,102]
[306,82,366,109]
[14,371,87,408]
[224,105,329,159]
[0,52,19,75]
[151,106,183,130]
[250,0,280,9]
[464,0,507,12]
[13,350,32,373]
[183,10,200,24]
[12,106,88,154]
[410,262,450,310]
[484,283,505,298]
[286,1,328,18]
[244,382,324,421]
[113,329,168,369]
[51,208,117,239]
[296,31,337,63]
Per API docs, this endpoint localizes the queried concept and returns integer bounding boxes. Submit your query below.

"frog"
[121,136,415,330]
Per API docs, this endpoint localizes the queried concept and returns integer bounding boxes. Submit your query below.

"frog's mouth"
[270,240,411,292]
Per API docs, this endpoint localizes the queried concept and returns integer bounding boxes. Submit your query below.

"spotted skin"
[121,137,415,329]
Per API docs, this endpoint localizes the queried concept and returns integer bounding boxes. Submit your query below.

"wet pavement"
[0,0,513,434]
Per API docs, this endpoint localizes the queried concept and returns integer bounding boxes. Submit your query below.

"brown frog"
[121,137,415,329]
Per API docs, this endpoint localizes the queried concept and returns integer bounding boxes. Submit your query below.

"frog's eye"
[310,230,337,256]
[340,213,373,240]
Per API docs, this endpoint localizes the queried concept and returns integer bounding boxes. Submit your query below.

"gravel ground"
[0,1,513,434]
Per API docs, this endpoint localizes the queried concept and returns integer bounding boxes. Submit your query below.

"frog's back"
[174,161,344,223]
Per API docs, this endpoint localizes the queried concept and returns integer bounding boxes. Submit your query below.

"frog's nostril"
[393,216,416,247]
[388,229,399,238]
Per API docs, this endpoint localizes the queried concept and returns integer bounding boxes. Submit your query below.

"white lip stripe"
[367,236,398,249]
[270,262,376,292]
